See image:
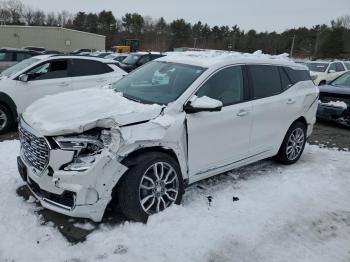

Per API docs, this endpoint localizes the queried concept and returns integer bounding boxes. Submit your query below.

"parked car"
[0,55,126,133]
[23,46,46,53]
[70,49,96,55]
[118,52,165,72]
[42,50,64,55]
[17,51,318,223]
[91,52,113,58]
[104,53,128,63]
[317,71,350,126]
[0,48,39,72]
[306,61,349,86]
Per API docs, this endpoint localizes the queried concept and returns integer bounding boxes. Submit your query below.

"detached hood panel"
[22,88,162,136]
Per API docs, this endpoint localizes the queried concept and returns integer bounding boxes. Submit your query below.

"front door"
[14,59,72,113]
[186,65,252,176]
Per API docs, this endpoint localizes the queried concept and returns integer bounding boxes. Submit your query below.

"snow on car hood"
[22,88,163,136]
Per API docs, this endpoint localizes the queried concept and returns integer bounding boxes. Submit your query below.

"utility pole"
[290,34,296,58]
[193,38,198,49]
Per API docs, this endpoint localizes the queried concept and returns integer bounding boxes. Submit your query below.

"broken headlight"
[54,130,116,172]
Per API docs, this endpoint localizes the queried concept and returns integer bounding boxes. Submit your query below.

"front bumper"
[17,147,128,222]
[317,104,346,120]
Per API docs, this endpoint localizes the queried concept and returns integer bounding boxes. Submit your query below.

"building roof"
[158,50,306,69]
[0,25,106,38]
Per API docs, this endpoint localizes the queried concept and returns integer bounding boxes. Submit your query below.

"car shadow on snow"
[16,185,128,244]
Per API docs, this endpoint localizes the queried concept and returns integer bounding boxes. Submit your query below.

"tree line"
[1,0,350,59]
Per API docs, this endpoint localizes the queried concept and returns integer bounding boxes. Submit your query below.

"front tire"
[0,104,14,135]
[275,121,307,165]
[117,152,184,223]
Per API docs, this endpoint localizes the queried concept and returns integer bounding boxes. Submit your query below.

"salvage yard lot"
[0,122,349,262]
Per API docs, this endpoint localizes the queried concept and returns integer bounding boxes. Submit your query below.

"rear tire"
[275,121,307,165]
[0,104,14,135]
[117,152,184,223]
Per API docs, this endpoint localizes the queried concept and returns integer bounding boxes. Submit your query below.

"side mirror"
[18,74,28,82]
[328,69,336,74]
[184,96,223,114]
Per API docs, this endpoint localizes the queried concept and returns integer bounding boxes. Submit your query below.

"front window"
[331,72,350,87]
[26,60,68,80]
[123,54,142,65]
[196,66,244,106]
[113,61,205,105]
[306,63,329,72]
[0,57,40,78]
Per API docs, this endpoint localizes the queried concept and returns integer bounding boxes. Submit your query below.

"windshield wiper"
[121,93,144,103]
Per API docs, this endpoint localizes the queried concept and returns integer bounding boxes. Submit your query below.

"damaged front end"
[18,119,128,222]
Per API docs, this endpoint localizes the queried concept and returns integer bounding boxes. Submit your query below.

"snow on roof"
[158,50,304,69]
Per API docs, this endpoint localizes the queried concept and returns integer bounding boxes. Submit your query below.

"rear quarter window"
[284,67,311,84]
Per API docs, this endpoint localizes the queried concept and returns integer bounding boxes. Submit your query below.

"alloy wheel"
[286,127,305,161]
[139,162,179,214]
[0,109,7,130]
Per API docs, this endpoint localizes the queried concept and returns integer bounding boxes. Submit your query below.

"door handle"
[236,109,249,117]
[96,78,107,83]
[57,82,69,87]
[287,98,296,104]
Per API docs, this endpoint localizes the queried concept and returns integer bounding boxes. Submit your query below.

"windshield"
[113,61,205,105]
[306,62,329,72]
[331,72,350,87]
[123,54,142,65]
[0,57,40,78]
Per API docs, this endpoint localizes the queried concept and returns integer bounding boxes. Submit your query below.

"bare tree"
[57,10,72,27]
[23,6,35,25]
[32,9,45,26]
[0,1,11,23]
[336,15,350,29]
[6,0,24,23]
[0,0,24,24]
[46,11,57,26]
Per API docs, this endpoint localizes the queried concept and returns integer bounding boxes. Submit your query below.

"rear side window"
[0,52,13,61]
[15,52,32,61]
[345,62,350,70]
[70,59,113,77]
[248,65,281,99]
[284,67,311,83]
[335,62,345,72]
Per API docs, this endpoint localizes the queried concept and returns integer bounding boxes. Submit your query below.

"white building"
[0,25,106,52]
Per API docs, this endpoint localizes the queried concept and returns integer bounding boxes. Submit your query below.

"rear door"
[69,59,118,89]
[248,65,301,156]
[14,58,72,113]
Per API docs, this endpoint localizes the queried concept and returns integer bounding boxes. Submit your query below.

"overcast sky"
[20,0,350,32]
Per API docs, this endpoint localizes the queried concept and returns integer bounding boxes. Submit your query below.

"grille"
[19,125,50,174]
[28,177,75,209]
[319,93,350,106]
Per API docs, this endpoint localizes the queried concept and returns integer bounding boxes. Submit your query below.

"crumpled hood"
[22,87,163,136]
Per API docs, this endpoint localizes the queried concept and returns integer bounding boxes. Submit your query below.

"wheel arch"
[0,92,18,121]
[110,145,187,210]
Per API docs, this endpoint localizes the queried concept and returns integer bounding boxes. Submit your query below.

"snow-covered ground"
[0,140,349,262]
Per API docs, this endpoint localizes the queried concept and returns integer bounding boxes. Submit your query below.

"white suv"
[306,61,349,86]
[17,51,319,222]
[0,55,126,133]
